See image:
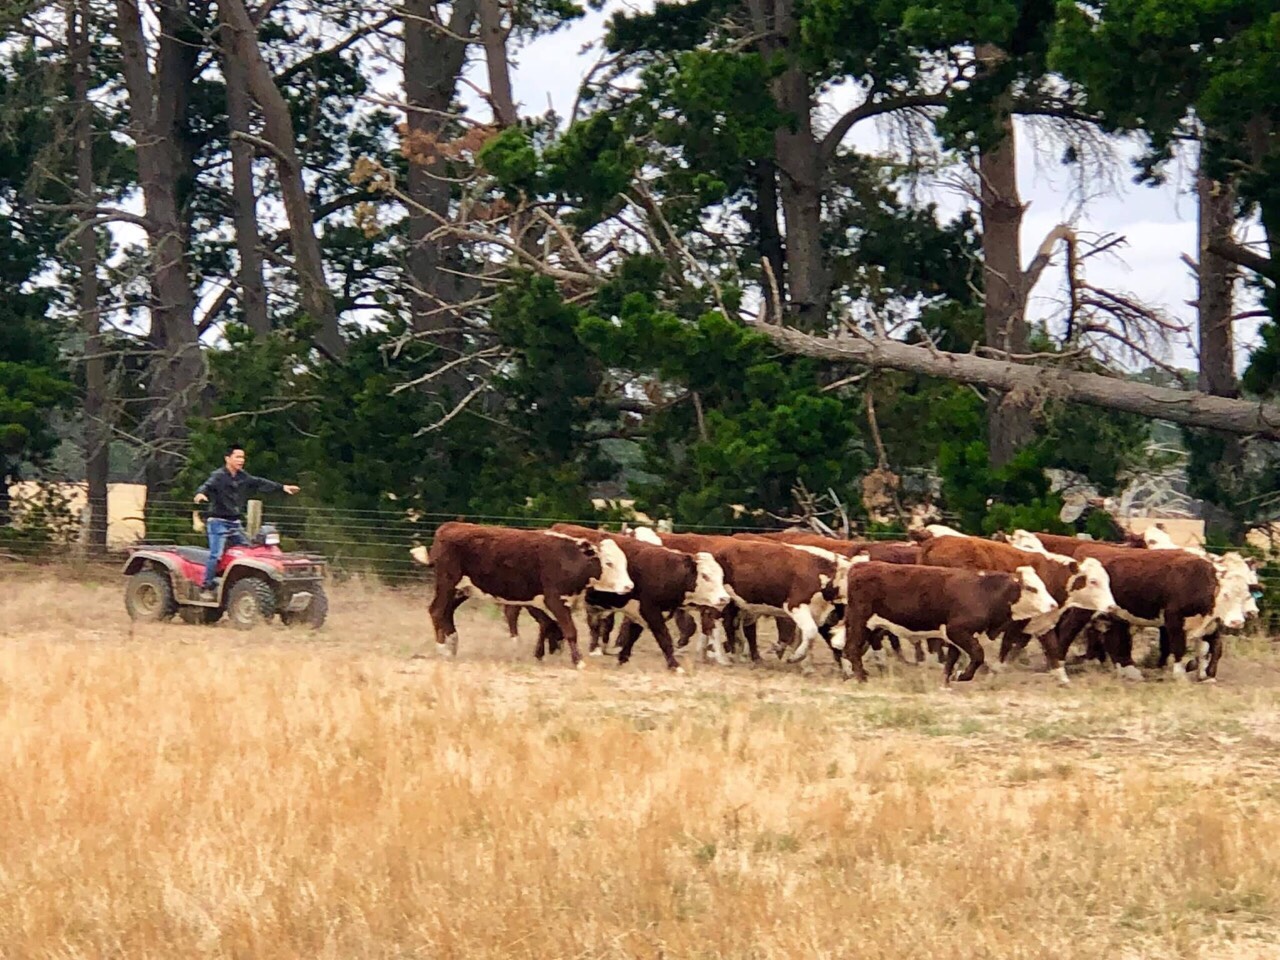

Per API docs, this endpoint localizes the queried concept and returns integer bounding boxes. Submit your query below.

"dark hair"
[224,443,245,457]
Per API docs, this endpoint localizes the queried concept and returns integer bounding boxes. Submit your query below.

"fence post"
[246,499,263,538]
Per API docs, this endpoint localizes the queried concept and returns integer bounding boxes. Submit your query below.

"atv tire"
[125,570,178,622]
[226,577,277,630]
[281,583,328,629]
[179,606,221,625]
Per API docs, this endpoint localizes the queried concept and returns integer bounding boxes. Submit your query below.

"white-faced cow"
[1051,540,1252,681]
[408,522,632,668]
[840,561,1058,685]
[916,532,1117,683]
[637,529,852,665]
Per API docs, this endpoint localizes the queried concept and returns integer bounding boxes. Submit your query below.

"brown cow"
[840,562,1058,684]
[636,528,851,664]
[536,523,731,671]
[916,534,1117,683]
[1047,543,1251,681]
[408,522,633,667]
[732,531,918,662]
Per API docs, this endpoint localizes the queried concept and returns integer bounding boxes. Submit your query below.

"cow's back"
[435,522,596,602]
[1089,549,1216,620]
[920,536,1071,600]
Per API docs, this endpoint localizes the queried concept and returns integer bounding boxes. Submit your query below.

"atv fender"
[122,551,185,578]
[223,558,284,583]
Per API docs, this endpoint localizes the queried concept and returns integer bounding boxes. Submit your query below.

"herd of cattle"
[407,520,1263,685]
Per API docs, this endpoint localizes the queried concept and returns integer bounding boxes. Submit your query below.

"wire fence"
[3,493,1279,613]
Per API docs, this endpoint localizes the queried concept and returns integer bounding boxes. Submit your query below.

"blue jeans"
[203,518,249,588]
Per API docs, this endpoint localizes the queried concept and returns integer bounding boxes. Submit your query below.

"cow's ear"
[1069,560,1080,574]
[579,541,596,558]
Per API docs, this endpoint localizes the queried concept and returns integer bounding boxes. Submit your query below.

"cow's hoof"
[1201,676,1218,684]
[714,655,733,667]
[435,643,455,658]
[1117,664,1144,682]
[589,649,603,657]
[575,661,586,671]
[674,666,686,676]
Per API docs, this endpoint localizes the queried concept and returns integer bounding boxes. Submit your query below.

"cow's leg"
[588,610,617,656]
[771,617,792,659]
[1052,605,1094,673]
[1155,625,1169,667]
[424,583,465,658]
[950,629,985,683]
[543,595,584,669]
[865,630,891,671]
[841,605,869,683]
[784,605,822,663]
[1164,611,1192,680]
[673,609,697,649]
[1203,628,1224,681]
[640,602,683,673]
[1100,620,1142,681]
[527,607,560,660]
[698,605,733,666]
[615,620,645,666]
[502,605,521,641]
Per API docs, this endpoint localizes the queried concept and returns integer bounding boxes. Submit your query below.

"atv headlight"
[265,532,281,546]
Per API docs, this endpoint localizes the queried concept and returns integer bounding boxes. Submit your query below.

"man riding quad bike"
[122,523,329,629]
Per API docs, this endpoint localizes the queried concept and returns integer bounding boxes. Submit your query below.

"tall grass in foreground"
[1,631,1280,959]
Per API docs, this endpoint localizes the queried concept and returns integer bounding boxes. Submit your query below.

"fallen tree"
[745,321,1280,442]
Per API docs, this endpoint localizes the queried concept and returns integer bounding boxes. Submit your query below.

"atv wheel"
[179,606,221,625]
[281,583,328,629]
[226,577,277,630]
[125,570,177,622]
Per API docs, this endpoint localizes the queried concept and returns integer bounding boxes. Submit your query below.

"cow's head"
[1063,556,1117,613]
[1212,552,1257,627]
[925,523,966,538]
[689,552,731,609]
[1011,565,1059,627]
[409,545,430,565]
[589,537,634,595]
[632,526,663,546]
[1142,526,1178,550]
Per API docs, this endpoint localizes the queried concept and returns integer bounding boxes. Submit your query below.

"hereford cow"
[636,529,852,665]
[916,533,1117,683]
[408,522,633,667]
[839,562,1058,684]
[1048,542,1252,680]
[554,523,729,671]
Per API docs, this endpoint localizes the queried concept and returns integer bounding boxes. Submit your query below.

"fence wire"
[2,496,1278,598]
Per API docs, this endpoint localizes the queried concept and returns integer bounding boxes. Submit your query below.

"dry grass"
[3,570,1280,959]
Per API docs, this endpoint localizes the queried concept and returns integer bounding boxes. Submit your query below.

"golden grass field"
[3,568,1280,959]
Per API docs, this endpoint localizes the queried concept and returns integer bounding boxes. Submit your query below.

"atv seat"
[175,547,211,565]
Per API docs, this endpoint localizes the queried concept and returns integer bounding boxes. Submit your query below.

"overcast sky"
[456,2,1266,376]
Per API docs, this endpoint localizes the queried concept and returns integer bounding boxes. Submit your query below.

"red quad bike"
[122,524,329,629]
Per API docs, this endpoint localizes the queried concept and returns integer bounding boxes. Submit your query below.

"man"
[193,444,300,598]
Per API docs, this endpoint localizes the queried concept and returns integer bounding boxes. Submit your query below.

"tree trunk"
[218,0,345,360]
[976,48,1035,467]
[477,0,517,127]
[114,0,204,493]
[745,320,1280,440]
[218,7,270,337]
[1197,172,1239,399]
[771,65,828,332]
[403,0,476,359]
[71,0,108,551]
[752,159,786,321]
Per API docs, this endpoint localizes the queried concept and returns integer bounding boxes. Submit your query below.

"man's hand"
[193,493,208,504]
[283,485,300,495]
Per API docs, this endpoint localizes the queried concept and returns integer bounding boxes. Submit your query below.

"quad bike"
[122,524,328,629]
